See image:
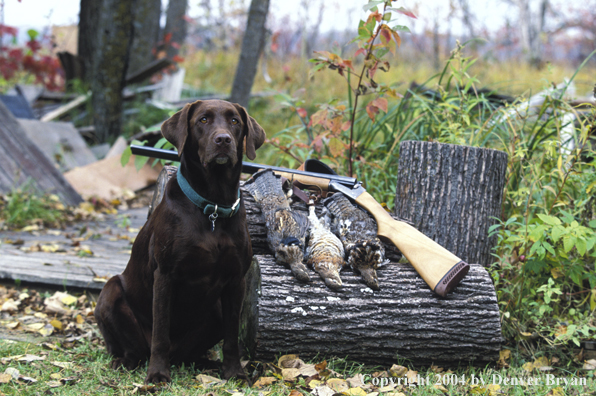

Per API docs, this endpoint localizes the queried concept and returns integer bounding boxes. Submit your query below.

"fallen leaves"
[522,356,552,372]
[0,286,98,343]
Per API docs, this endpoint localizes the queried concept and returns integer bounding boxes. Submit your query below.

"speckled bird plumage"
[305,204,345,290]
[243,169,310,282]
[323,192,385,290]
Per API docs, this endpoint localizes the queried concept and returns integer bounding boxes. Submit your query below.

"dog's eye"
[200,117,208,124]
[231,118,239,125]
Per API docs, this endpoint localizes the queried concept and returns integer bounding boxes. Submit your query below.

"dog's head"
[161,100,265,168]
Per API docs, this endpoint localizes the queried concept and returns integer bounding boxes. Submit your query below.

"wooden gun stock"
[352,190,469,297]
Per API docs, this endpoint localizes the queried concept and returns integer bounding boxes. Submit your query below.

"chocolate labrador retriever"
[94,99,265,384]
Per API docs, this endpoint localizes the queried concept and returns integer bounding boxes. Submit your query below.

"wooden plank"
[40,94,88,122]
[0,100,83,205]
[0,207,146,290]
[18,119,97,172]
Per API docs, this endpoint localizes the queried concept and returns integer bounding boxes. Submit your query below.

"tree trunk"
[394,141,508,268]
[78,0,103,82]
[128,0,162,76]
[163,0,188,59]
[89,0,137,143]
[229,0,270,108]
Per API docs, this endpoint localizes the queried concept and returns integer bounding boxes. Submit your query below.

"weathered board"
[0,100,83,206]
[0,208,146,289]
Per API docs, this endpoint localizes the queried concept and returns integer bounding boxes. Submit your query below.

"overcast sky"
[3,0,515,36]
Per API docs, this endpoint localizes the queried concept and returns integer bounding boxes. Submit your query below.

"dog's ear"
[161,101,202,155]
[233,103,265,160]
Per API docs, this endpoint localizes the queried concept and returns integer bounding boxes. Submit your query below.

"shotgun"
[130,144,469,296]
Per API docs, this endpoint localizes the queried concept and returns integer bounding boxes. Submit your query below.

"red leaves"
[296,107,308,119]
[312,51,354,77]
[0,24,18,37]
[171,55,185,63]
[366,97,388,121]
[0,30,64,92]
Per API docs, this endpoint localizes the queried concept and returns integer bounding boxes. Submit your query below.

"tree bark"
[128,0,162,76]
[394,141,508,268]
[229,0,270,109]
[89,0,137,143]
[78,0,102,82]
[163,0,188,59]
[250,255,501,366]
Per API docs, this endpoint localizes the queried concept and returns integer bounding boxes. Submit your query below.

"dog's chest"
[169,228,247,284]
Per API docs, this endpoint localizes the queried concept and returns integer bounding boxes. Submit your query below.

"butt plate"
[433,261,470,297]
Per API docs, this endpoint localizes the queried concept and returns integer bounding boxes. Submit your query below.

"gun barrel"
[130,144,358,188]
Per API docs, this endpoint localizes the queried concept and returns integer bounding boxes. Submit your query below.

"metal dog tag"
[209,206,218,232]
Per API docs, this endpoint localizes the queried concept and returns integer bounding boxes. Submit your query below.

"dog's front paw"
[145,366,171,384]
[222,361,250,385]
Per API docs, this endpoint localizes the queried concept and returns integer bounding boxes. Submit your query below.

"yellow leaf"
[50,373,62,380]
[41,244,61,253]
[522,362,534,372]
[21,225,40,232]
[6,321,20,329]
[281,368,301,381]
[0,373,12,383]
[434,384,448,393]
[299,364,318,377]
[76,314,84,324]
[379,384,396,392]
[551,267,564,279]
[50,319,62,331]
[26,323,45,332]
[557,155,563,174]
[389,364,407,377]
[533,356,550,368]
[51,361,75,370]
[345,388,367,396]
[196,374,225,386]
[38,324,54,337]
[308,379,322,389]
[406,370,418,384]
[60,294,77,306]
[252,377,277,388]
[327,378,349,392]
[548,386,565,396]
[278,354,301,368]
[499,349,511,361]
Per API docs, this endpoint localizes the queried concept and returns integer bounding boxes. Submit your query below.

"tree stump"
[394,141,508,267]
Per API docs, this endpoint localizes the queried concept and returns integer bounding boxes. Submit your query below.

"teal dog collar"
[177,168,241,231]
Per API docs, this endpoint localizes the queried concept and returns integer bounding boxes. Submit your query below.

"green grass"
[1,339,594,395]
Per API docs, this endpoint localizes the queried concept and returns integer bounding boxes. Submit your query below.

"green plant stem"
[347,5,387,177]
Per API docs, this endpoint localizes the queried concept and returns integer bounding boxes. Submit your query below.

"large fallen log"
[242,193,503,366]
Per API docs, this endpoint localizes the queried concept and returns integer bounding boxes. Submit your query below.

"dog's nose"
[214,133,232,146]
